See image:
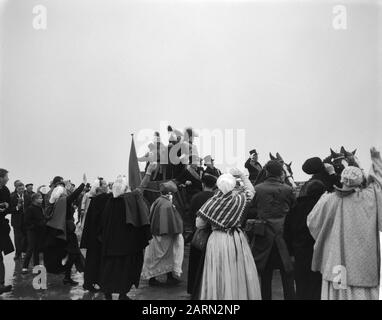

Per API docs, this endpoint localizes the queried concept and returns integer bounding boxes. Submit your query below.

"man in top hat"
[203,155,221,178]
[245,149,263,183]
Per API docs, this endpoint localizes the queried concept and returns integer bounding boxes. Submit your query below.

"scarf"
[198,189,247,230]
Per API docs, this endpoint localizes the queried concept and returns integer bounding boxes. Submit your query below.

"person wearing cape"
[307,147,382,300]
[99,176,151,300]
[43,174,87,285]
[80,178,111,292]
[141,181,184,286]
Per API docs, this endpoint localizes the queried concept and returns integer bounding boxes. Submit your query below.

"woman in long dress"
[307,147,382,300]
[196,169,262,300]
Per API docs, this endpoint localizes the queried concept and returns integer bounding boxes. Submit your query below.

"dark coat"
[65,183,85,254]
[175,167,203,199]
[187,190,214,298]
[299,171,341,196]
[100,195,151,293]
[9,191,31,229]
[247,177,296,273]
[284,195,322,300]
[80,192,111,286]
[80,192,111,249]
[245,159,262,182]
[24,204,46,230]
[42,184,85,274]
[203,166,221,178]
[284,195,321,254]
[0,186,14,255]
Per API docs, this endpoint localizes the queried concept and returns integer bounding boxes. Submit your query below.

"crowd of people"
[0,126,381,300]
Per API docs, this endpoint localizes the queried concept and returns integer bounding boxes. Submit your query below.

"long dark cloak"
[100,192,151,293]
[80,192,111,286]
[80,193,111,249]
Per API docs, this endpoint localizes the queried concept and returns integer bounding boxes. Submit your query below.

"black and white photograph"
[0,0,382,306]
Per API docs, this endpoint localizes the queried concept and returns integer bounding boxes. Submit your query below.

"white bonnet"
[341,166,364,188]
[112,175,129,198]
[216,173,237,194]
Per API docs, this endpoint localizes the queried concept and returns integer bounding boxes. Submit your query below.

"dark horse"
[323,147,358,176]
[254,152,296,188]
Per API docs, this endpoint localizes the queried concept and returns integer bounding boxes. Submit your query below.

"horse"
[323,148,348,176]
[254,152,296,188]
[323,147,360,177]
[340,146,359,167]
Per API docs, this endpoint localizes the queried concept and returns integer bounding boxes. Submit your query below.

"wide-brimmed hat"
[302,157,324,175]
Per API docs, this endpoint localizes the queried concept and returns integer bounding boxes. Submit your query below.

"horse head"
[340,146,359,167]
[329,148,348,175]
[265,152,296,188]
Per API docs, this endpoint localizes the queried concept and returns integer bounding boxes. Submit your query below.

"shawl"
[149,195,183,236]
[123,190,150,227]
[197,189,247,230]
[307,156,382,287]
[46,196,67,241]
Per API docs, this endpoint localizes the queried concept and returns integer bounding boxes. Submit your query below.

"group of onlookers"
[1,144,382,300]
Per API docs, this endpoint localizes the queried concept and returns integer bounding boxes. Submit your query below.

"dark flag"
[129,134,142,190]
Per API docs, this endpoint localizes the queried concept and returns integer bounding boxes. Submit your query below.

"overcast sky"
[1,0,381,188]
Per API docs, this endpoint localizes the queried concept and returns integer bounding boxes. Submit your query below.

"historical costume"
[43,182,85,284]
[141,181,184,286]
[284,180,326,300]
[197,171,261,300]
[307,148,382,300]
[80,179,111,291]
[100,177,151,299]
[247,160,296,300]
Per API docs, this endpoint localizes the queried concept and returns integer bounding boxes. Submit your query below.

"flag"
[129,134,142,190]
